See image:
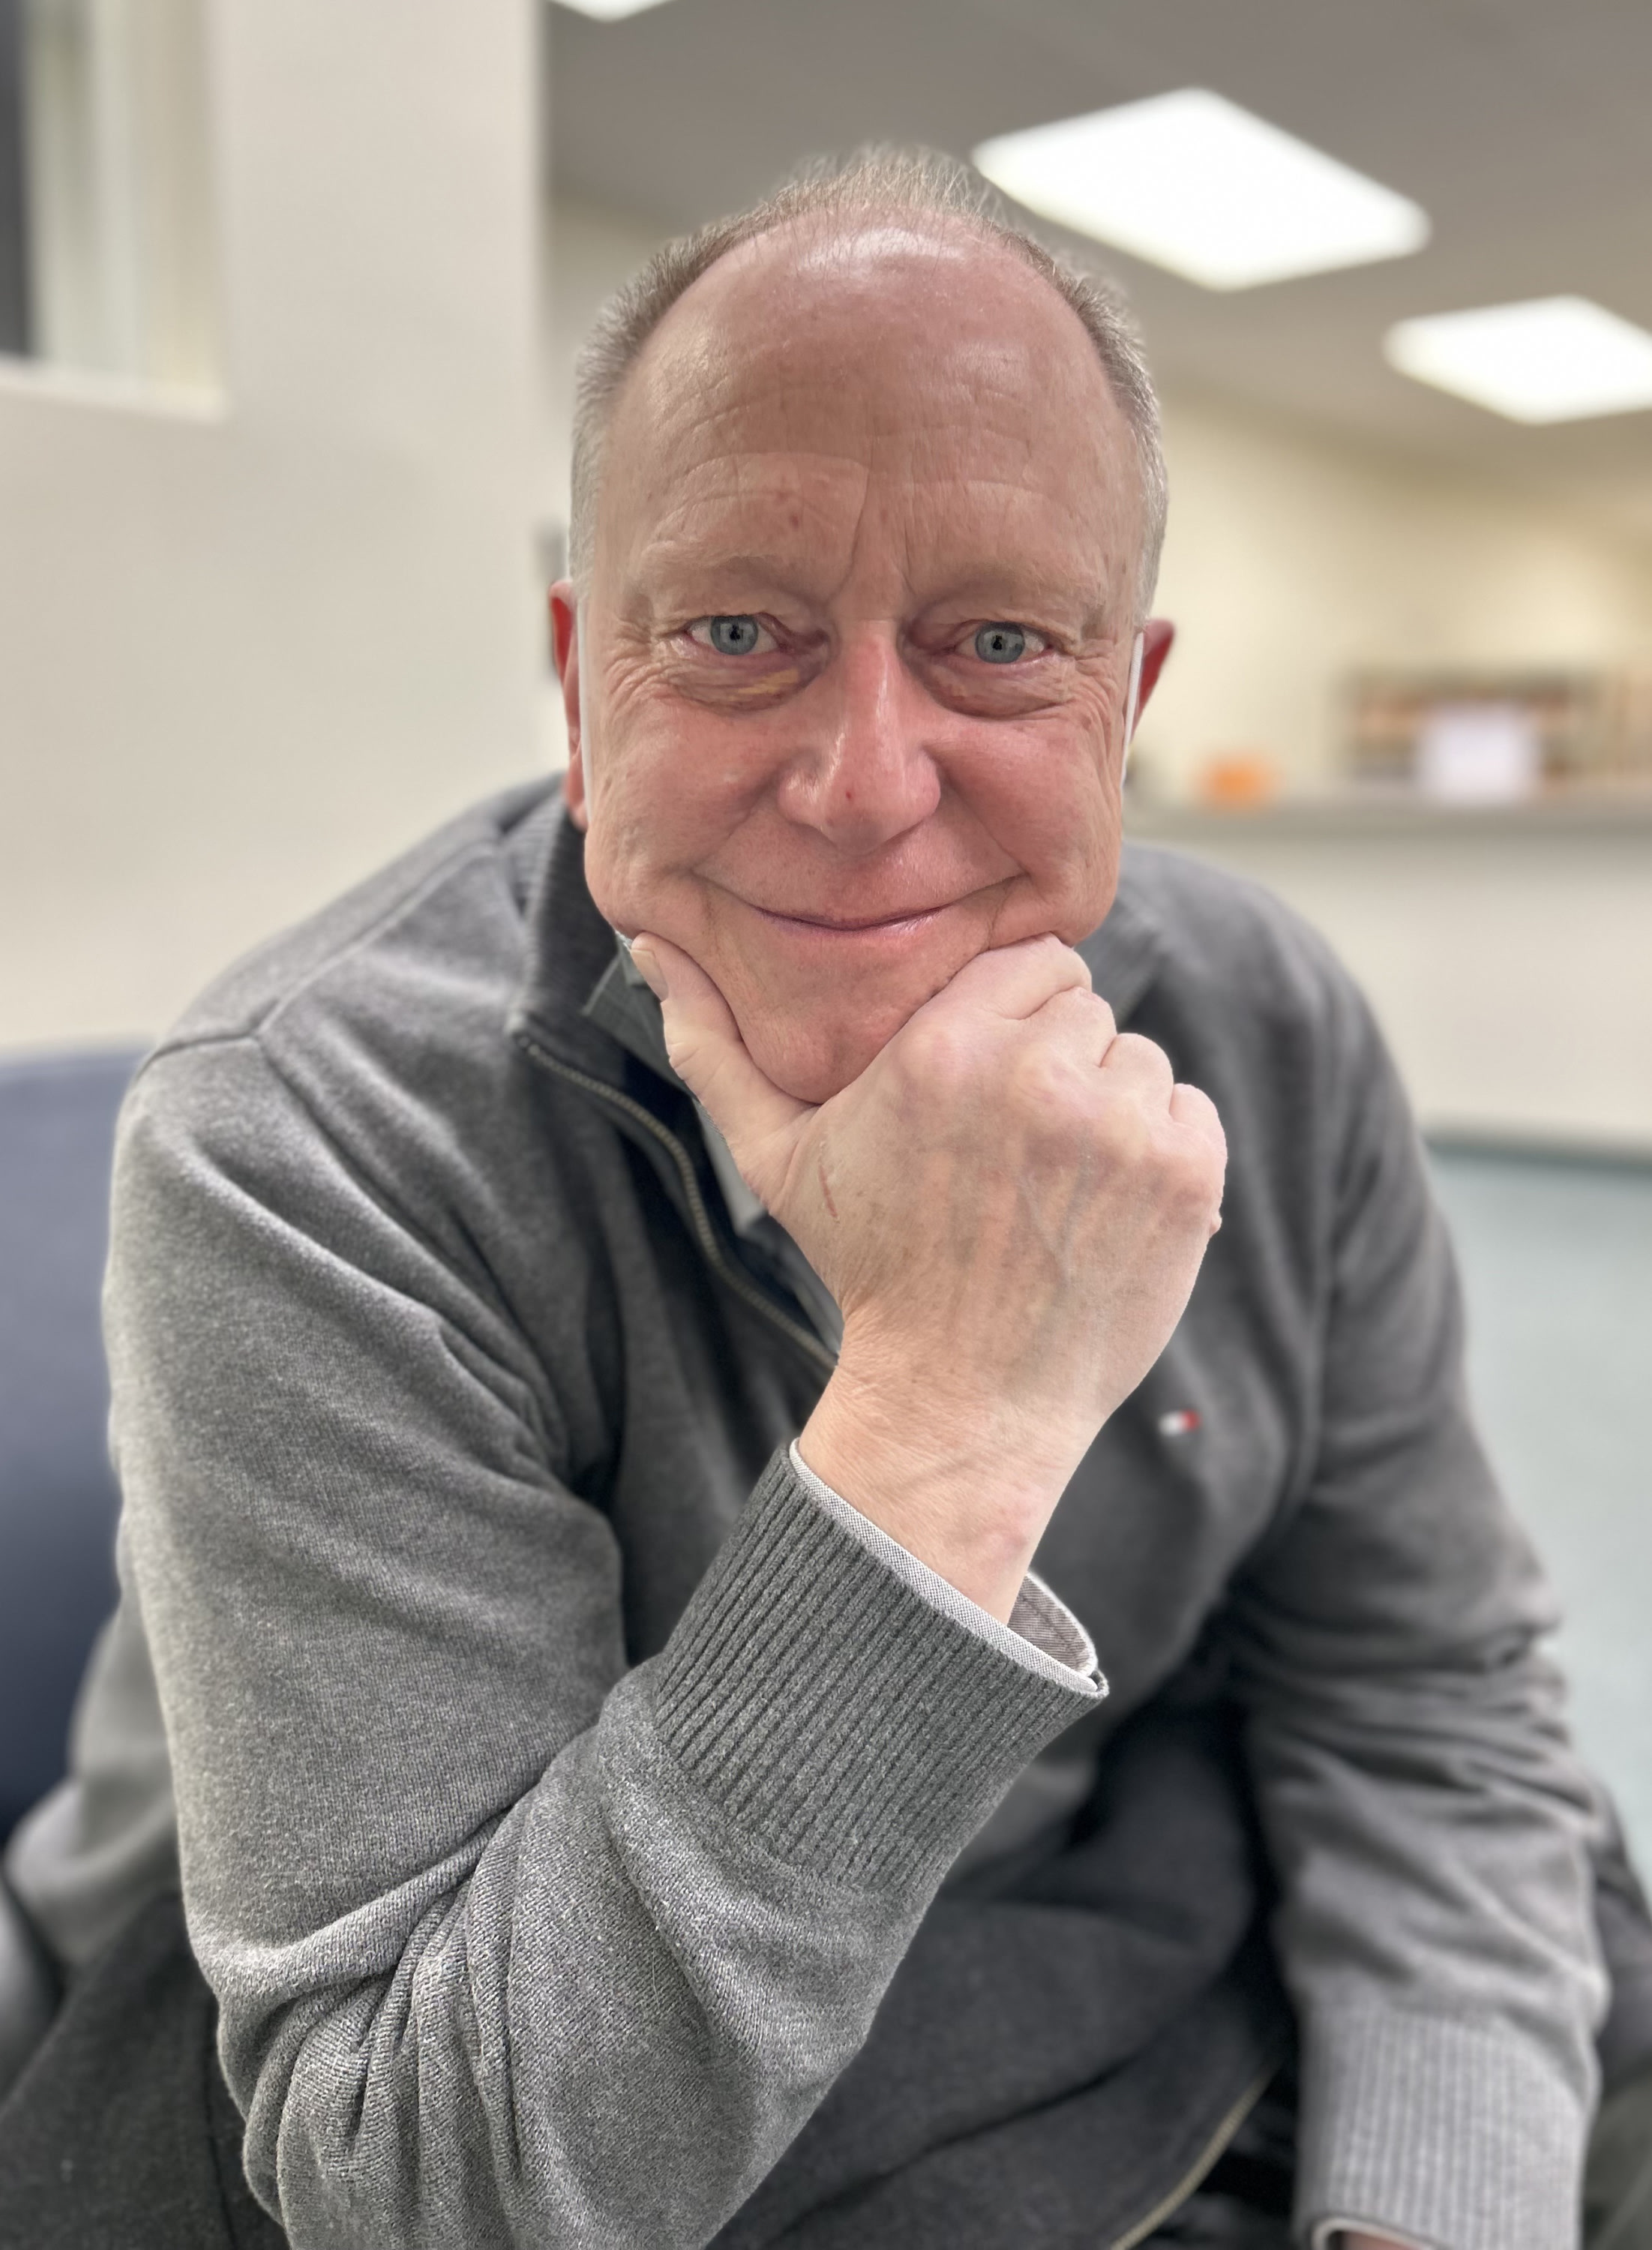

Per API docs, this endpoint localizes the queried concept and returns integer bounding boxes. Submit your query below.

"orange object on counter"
[1195,751,1281,808]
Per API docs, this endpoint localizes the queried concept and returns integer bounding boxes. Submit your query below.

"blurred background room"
[1,1,1648,1863]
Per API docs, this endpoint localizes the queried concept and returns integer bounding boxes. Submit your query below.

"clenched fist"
[631,931,1226,1624]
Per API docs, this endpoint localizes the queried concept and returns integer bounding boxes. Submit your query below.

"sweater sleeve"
[107,1036,1096,2250]
[1228,988,1606,2250]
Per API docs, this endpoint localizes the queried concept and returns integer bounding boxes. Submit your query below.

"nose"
[772,626,942,854]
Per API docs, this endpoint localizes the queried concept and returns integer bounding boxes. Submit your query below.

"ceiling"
[546,0,1652,550]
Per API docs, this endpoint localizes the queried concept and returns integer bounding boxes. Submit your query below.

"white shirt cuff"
[788,1441,1105,1698]
[1312,2222,1432,2249]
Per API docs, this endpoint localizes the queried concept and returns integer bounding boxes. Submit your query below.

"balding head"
[569,147,1166,623]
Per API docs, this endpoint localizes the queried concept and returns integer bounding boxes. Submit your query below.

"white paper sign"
[1416,703,1542,802]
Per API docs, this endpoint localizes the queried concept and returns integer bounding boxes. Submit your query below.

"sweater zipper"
[523,1028,1273,2245]
[514,1030,837,1377]
[1107,2064,1276,2250]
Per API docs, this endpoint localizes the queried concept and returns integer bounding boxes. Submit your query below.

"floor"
[1428,1146,1652,1878]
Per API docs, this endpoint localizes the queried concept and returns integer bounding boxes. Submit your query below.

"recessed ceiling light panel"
[555,0,676,20]
[1385,297,1652,423]
[974,88,1429,290]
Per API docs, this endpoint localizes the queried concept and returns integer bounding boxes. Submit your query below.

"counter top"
[1125,792,1652,842]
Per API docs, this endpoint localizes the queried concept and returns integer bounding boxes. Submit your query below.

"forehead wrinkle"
[624,446,868,589]
[639,468,1105,575]
[633,419,1111,555]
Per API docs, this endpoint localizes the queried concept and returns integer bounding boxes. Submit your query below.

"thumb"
[628,934,810,1204]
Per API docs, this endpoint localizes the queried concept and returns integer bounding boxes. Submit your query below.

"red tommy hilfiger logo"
[1156,1408,1201,1438]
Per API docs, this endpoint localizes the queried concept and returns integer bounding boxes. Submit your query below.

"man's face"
[561,219,1146,1106]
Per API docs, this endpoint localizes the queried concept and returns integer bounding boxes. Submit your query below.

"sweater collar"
[1075,868,1168,1030]
[507,794,644,1093]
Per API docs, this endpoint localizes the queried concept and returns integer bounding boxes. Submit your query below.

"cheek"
[580,705,771,938]
[960,726,1121,931]
[584,716,713,874]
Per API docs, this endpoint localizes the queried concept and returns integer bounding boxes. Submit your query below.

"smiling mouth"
[746,902,949,934]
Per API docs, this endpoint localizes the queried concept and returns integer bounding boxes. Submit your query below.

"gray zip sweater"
[9,784,1607,2248]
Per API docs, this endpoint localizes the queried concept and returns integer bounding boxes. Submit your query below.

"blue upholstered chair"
[0,1047,142,2096]
[0,1047,141,1846]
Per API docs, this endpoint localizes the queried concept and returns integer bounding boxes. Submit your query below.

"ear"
[549,580,589,831]
[1134,618,1175,726]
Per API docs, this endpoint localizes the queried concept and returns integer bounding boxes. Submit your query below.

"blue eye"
[975,623,1027,664]
[708,615,763,656]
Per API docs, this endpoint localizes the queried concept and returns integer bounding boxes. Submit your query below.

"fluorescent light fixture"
[555,0,676,19]
[1385,297,1652,423]
[973,88,1429,290]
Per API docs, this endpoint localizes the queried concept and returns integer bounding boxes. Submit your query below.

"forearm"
[1241,1662,1600,2250]
[1232,989,1604,2249]
[196,1456,1096,2246]
[797,1350,1083,1624]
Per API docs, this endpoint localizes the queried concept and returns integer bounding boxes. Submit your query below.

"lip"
[744,902,950,939]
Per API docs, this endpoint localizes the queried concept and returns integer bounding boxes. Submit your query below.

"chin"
[733,1002,893,1107]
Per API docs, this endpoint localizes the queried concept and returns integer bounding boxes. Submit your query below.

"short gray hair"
[568,146,1167,620]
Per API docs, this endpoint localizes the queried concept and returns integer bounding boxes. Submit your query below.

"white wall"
[0,0,547,1051]
[1143,394,1652,800]
[1132,805,1652,1154]
[1134,403,1652,1154]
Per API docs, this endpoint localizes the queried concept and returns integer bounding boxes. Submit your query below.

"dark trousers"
[2,1892,1649,2250]
[0,1895,283,2250]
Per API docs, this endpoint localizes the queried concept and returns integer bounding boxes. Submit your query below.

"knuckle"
[1009,1037,1082,1118]
[1047,938,1093,995]
[1112,1030,1165,1072]
[1077,991,1117,1040]
[900,1014,975,1096]
[660,1023,703,1080]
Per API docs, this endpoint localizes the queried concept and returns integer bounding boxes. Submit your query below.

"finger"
[1094,1029,1175,1102]
[929,934,1094,1026]
[1168,1079,1227,1160]
[1168,1082,1227,1234]
[1023,983,1120,1070]
[628,935,810,1196]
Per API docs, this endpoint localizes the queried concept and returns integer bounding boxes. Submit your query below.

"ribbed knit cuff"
[1296,2007,1591,2250]
[787,1439,1102,1687]
[651,1450,1101,1894]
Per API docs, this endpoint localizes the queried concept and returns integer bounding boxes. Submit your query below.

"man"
[3,149,1649,2249]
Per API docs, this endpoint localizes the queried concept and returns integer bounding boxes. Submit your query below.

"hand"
[631,932,1226,1622]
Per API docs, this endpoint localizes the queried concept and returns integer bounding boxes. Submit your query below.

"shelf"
[1124,793,1652,842]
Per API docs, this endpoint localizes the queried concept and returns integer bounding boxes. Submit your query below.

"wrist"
[798,1349,1084,1623]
